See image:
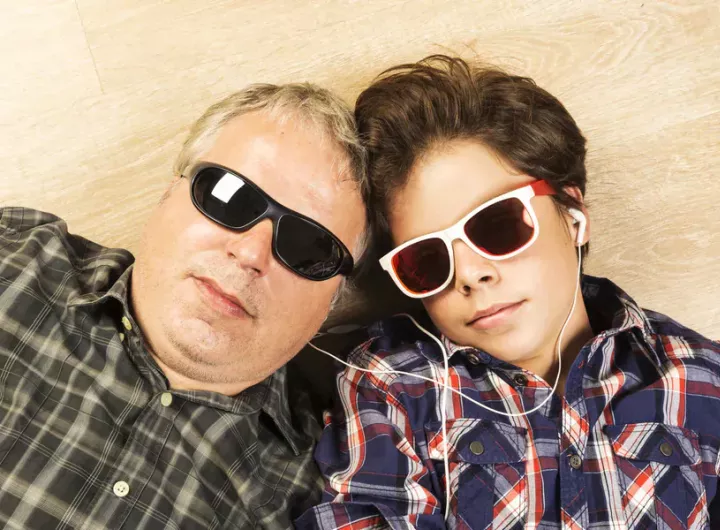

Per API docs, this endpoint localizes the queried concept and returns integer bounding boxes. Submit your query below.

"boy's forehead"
[403,142,530,216]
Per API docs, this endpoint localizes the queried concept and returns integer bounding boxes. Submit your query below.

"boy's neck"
[518,293,595,398]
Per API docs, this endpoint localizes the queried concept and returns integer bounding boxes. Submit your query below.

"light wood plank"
[0,0,717,337]
[0,0,101,122]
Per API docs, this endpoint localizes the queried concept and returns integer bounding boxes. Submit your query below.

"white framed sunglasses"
[379,179,555,298]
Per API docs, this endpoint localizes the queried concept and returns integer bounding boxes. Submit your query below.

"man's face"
[389,140,588,367]
[132,111,365,390]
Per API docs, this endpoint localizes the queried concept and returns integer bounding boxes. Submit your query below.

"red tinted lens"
[391,238,450,295]
[464,198,534,256]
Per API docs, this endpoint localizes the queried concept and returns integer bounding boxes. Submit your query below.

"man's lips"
[192,276,253,319]
[466,301,524,330]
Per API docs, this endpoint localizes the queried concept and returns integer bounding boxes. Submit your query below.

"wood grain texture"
[1,0,718,337]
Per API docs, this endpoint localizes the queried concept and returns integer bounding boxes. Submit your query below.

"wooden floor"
[1,0,718,337]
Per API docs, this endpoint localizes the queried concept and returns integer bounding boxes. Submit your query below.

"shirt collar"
[581,275,655,339]
[176,368,307,454]
[260,367,308,455]
[581,274,661,366]
[439,275,661,367]
[67,263,135,311]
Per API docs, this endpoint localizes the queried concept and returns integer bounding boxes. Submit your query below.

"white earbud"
[568,208,587,246]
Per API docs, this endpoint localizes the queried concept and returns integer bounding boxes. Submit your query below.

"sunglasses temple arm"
[339,254,355,277]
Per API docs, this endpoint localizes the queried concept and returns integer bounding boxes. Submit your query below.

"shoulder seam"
[0,207,10,233]
[346,339,404,388]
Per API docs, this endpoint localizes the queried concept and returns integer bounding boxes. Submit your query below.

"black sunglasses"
[185,163,354,281]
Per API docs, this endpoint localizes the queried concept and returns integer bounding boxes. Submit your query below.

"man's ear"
[159,176,184,204]
[562,186,590,246]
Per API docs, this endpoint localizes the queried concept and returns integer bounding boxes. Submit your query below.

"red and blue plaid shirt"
[297,276,720,529]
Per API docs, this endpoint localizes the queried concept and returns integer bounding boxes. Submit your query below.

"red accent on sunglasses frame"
[530,179,555,197]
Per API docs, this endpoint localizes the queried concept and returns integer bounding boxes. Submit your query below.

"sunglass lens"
[464,197,534,256]
[276,215,344,280]
[192,167,268,227]
[392,238,450,295]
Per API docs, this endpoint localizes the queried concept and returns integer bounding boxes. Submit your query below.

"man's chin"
[162,313,223,352]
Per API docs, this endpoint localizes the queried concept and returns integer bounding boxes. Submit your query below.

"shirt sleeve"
[708,343,720,524]
[295,363,447,530]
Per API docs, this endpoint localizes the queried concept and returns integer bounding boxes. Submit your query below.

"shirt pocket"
[425,418,528,529]
[604,422,708,530]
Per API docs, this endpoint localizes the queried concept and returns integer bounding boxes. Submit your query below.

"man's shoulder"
[0,207,65,235]
[0,207,134,300]
[0,207,76,270]
[0,207,89,254]
[0,206,130,263]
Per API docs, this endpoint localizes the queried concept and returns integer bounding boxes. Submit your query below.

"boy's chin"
[462,329,540,361]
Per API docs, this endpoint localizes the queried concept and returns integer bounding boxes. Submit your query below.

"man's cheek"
[183,222,224,251]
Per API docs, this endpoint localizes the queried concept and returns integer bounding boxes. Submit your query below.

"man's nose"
[224,219,274,277]
[452,239,499,295]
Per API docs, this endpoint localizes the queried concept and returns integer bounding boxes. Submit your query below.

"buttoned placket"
[91,312,181,528]
[557,343,595,530]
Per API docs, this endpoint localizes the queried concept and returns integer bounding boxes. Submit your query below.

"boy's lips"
[466,301,525,330]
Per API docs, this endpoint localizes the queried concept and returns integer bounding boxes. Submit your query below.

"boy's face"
[388,140,590,369]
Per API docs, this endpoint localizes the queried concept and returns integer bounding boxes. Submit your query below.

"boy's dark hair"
[355,54,589,256]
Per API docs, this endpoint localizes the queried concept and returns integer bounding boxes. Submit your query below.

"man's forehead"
[199,111,362,236]
[205,113,342,199]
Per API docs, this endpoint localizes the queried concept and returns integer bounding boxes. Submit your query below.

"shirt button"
[160,392,173,407]
[469,441,485,455]
[118,333,125,342]
[113,480,130,498]
[467,353,481,365]
[659,441,673,457]
[569,454,583,470]
[513,374,528,386]
[121,316,132,331]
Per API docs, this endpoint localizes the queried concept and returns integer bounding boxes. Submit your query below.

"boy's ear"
[562,186,590,246]
[563,185,585,205]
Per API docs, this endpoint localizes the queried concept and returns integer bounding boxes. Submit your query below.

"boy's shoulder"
[645,308,719,349]
[643,308,720,376]
[345,314,442,376]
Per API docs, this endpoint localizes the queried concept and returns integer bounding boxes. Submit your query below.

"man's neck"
[149,352,263,396]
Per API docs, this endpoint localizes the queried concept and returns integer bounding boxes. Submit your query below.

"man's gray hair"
[174,83,370,268]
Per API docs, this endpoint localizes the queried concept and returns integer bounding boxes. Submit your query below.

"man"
[0,83,368,528]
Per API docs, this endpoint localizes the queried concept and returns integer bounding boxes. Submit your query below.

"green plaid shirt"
[0,207,322,529]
